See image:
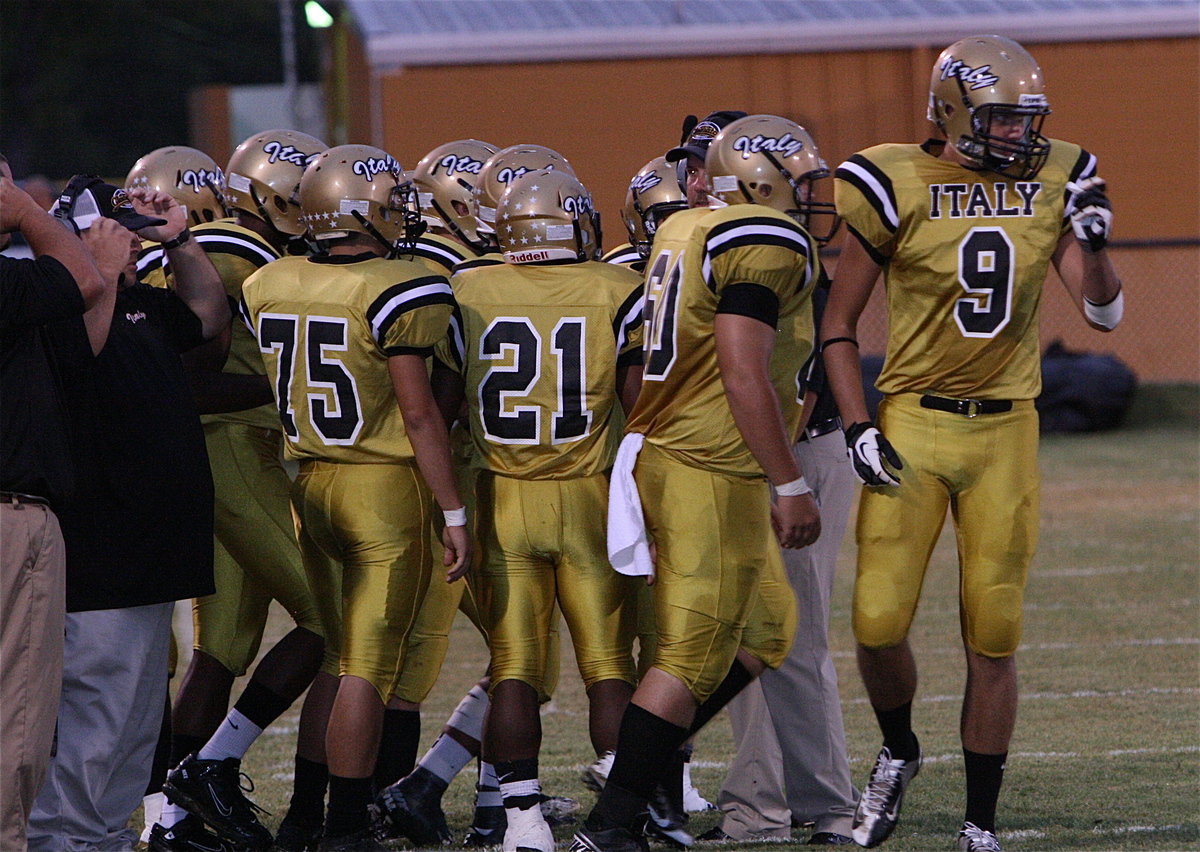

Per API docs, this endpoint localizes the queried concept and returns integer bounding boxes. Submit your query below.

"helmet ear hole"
[273,196,288,214]
[755,183,773,200]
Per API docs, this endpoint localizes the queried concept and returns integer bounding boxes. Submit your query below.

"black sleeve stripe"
[446,304,465,369]
[611,286,645,343]
[707,231,811,262]
[847,223,888,267]
[1067,147,1097,184]
[384,344,435,357]
[835,154,899,234]
[195,237,277,269]
[367,276,453,344]
[453,257,504,273]
[365,275,451,325]
[136,248,166,277]
[706,214,806,243]
[715,282,780,329]
[238,298,255,334]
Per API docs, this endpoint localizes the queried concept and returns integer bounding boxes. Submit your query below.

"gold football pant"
[195,422,321,675]
[474,470,638,701]
[854,393,1040,658]
[740,537,798,671]
[291,459,434,701]
[636,442,776,703]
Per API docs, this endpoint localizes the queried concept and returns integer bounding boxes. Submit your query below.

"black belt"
[0,491,51,507]
[798,415,842,441]
[920,395,1013,418]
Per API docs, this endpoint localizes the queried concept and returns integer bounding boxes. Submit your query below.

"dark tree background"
[1,0,322,181]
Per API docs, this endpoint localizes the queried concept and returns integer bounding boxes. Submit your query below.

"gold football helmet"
[473,145,575,249]
[928,34,1051,180]
[298,144,425,256]
[225,129,327,236]
[495,168,600,264]
[705,114,840,243]
[412,139,499,251]
[620,156,687,260]
[125,146,228,227]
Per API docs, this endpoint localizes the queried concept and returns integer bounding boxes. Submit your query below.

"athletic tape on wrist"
[443,506,467,527]
[1083,288,1123,330]
[775,475,812,497]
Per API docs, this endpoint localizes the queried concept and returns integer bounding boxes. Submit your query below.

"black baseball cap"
[665,110,749,163]
[51,175,167,233]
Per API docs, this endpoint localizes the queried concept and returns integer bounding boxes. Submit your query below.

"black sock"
[232,679,295,730]
[285,755,329,828]
[171,734,207,769]
[495,758,540,811]
[874,702,919,761]
[325,774,373,838]
[963,749,1006,833]
[688,659,754,736]
[587,704,689,831]
[374,708,421,793]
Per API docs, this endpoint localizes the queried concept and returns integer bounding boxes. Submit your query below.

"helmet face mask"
[125,146,228,227]
[473,145,575,251]
[928,35,1052,180]
[226,129,327,237]
[495,168,598,264]
[705,114,841,244]
[412,139,499,251]
[299,145,425,257]
[621,157,687,260]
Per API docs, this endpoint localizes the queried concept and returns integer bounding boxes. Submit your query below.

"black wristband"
[160,229,192,250]
[821,336,858,351]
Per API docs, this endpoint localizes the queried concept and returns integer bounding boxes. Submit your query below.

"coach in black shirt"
[0,159,129,852]
[26,176,230,852]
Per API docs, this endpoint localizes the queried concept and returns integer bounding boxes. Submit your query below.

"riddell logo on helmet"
[939,58,1000,90]
[507,248,552,263]
[732,133,806,159]
[353,156,400,183]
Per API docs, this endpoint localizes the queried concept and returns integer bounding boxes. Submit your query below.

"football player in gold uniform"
[574,114,827,852]
[241,145,470,852]
[431,168,643,852]
[821,36,1123,851]
[127,136,333,852]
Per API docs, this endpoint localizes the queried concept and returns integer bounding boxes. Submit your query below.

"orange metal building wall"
[367,38,1198,244]
[350,37,1198,382]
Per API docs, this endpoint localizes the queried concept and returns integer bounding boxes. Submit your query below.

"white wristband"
[443,507,467,527]
[1083,288,1123,330]
[775,476,812,497]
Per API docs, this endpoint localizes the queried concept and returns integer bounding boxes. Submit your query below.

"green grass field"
[189,385,1199,851]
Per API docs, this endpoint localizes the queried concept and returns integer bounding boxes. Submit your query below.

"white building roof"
[345,0,1200,68]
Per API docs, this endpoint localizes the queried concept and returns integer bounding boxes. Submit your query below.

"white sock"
[198,709,263,761]
[445,684,489,741]
[419,732,473,785]
[158,798,189,830]
[140,791,165,842]
[476,761,502,808]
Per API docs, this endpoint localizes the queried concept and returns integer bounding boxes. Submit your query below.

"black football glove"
[1065,177,1113,253]
[844,421,903,487]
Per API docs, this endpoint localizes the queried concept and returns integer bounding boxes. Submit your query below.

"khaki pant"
[718,432,858,839]
[1,500,66,852]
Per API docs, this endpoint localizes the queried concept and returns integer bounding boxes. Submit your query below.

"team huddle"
[9,33,1123,852]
